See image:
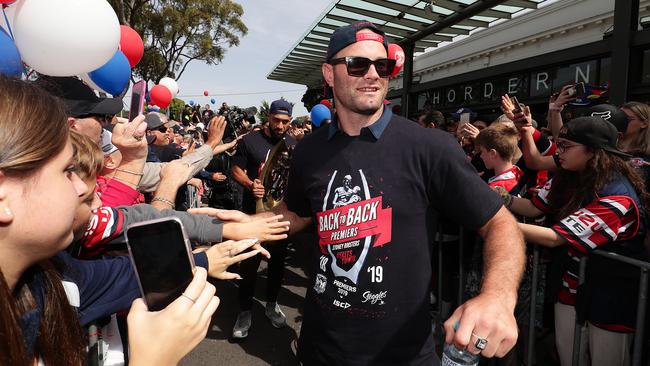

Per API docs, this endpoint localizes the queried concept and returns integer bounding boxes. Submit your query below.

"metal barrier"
[433,219,649,366]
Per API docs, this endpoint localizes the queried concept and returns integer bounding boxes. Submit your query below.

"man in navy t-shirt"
[222,22,525,365]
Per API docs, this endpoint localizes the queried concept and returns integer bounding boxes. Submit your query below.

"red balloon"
[319,99,331,108]
[388,43,405,77]
[203,90,209,96]
[150,84,172,109]
[119,25,144,68]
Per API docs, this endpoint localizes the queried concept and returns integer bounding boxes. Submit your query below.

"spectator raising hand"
[501,94,533,130]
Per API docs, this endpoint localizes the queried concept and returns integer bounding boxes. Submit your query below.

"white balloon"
[159,77,179,98]
[79,73,106,94]
[13,0,120,76]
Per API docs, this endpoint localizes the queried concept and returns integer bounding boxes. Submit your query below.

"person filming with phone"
[0,76,273,366]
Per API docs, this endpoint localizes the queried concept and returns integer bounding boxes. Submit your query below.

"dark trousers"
[238,240,288,310]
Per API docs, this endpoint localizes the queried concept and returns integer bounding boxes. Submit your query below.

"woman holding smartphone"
[0,76,254,365]
[502,116,648,366]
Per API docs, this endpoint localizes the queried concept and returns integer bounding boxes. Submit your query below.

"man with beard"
[230,99,294,338]
[276,22,523,365]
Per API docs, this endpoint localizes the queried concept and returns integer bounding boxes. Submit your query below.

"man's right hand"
[251,178,265,199]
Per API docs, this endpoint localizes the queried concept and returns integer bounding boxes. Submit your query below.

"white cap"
[196,122,205,130]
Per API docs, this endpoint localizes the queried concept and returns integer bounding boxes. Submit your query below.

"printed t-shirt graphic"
[314,169,392,311]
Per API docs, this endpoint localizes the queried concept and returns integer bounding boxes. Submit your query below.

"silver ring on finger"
[181,292,196,304]
[472,332,488,351]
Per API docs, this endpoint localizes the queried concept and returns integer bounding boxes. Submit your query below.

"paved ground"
[180,239,311,366]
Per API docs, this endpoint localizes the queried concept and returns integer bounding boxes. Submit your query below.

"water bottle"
[441,320,480,366]
[441,343,480,366]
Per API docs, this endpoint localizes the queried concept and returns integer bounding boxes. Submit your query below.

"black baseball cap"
[325,21,389,61]
[36,76,123,118]
[559,116,630,157]
[270,99,293,116]
[577,104,629,133]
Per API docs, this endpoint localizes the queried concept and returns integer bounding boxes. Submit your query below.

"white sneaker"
[232,310,252,339]
[265,302,287,328]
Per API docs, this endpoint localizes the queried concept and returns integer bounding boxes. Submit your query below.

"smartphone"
[125,217,195,311]
[129,80,146,122]
[459,112,470,127]
[511,96,523,113]
[574,82,586,98]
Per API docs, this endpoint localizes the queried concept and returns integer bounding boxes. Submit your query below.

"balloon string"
[2,6,14,40]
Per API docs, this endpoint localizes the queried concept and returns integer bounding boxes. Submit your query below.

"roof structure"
[267,0,547,88]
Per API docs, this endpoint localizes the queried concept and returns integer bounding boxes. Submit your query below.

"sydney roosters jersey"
[285,108,502,365]
[531,177,645,330]
[488,165,524,193]
[75,207,124,259]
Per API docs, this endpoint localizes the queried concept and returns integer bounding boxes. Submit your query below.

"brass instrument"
[255,137,295,213]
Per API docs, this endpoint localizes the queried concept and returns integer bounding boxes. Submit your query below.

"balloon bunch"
[149,77,179,109]
[388,43,405,78]
[310,104,331,128]
[0,0,145,97]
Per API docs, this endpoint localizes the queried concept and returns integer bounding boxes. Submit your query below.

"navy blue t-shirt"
[285,107,503,366]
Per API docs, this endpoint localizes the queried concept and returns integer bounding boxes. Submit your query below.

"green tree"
[168,98,186,120]
[257,100,269,124]
[109,0,248,83]
[301,87,325,112]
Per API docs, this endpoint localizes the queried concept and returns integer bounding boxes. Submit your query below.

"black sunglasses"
[76,114,111,124]
[328,56,396,78]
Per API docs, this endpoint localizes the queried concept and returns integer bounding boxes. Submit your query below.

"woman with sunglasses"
[0,76,266,365]
[501,116,648,366]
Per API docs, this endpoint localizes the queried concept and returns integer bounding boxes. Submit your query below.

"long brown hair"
[621,101,650,156]
[548,149,650,220]
[0,75,86,365]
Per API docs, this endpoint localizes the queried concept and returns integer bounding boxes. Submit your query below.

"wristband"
[548,103,564,112]
[503,193,514,209]
[152,196,175,209]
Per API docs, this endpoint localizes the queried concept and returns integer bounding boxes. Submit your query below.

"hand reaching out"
[188,207,252,223]
[206,115,227,147]
[204,239,270,279]
[160,159,195,189]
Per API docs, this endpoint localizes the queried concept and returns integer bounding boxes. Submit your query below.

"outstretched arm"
[444,206,525,358]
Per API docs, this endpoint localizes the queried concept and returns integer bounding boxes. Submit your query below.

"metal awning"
[268,0,546,88]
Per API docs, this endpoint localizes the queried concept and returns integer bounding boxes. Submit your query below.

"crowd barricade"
[432,218,650,366]
[185,184,201,209]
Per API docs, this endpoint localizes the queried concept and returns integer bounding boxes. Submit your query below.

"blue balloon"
[0,27,22,77]
[88,50,131,96]
[310,104,331,127]
[210,98,216,104]
[189,100,195,106]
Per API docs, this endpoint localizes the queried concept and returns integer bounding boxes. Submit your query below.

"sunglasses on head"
[328,56,396,78]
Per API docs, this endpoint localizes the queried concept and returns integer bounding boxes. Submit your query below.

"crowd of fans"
[1,26,650,366]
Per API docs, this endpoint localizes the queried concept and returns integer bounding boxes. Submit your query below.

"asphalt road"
[180,239,311,366]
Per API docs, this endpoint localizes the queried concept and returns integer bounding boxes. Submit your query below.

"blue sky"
[176,0,332,117]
